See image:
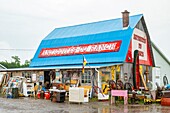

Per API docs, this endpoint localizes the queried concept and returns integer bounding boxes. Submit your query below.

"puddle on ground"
[90,104,170,113]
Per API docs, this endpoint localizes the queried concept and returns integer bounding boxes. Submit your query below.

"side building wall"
[152,46,170,87]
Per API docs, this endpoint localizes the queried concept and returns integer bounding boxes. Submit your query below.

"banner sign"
[39,40,122,58]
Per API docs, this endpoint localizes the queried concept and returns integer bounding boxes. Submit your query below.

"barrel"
[12,88,19,98]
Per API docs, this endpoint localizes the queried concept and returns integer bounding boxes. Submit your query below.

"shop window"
[81,71,91,83]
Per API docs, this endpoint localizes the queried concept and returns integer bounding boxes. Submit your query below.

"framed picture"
[39,75,44,82]
[32,73,36,82]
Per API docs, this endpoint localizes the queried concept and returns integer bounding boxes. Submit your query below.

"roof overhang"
[0,63,123,72]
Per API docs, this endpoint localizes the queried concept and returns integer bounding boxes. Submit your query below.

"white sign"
[132,28,147,61]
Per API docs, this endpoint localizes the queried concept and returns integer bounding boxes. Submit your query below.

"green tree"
[11,56,21,68]
[0,56,31,68]
[21,60,30,67]
[0,60,10,68]
[12,56,20,64]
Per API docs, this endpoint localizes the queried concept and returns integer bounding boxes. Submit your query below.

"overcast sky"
[0,0,170,64]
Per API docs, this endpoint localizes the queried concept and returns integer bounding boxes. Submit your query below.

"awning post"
[95,68,100,95]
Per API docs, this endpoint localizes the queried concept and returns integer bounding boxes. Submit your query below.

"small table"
[111,90,128,105]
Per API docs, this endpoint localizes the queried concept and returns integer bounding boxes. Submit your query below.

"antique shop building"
[30,11,155,93]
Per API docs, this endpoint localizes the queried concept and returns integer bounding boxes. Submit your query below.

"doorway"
[44,71,51,89]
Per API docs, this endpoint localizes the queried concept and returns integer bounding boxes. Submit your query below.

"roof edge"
[53,14,143,30]
[0,64,7,69]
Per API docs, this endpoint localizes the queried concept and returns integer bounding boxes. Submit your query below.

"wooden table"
[111,90,128,105]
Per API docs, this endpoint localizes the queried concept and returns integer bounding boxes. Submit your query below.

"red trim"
[125,40,132,62]
[39,40,122,58]
[146,38,153,66]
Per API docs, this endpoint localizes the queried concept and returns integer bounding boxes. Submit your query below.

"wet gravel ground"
[0,97,170,113]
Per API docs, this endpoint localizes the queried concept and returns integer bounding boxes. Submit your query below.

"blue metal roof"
[30,14,143,67]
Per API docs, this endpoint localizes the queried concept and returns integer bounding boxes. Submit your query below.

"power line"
[0,49,36,51]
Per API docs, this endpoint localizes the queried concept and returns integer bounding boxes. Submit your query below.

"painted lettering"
[39,40,122,57]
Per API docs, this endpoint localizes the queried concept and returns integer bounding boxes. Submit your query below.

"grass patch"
[90,97,98,102]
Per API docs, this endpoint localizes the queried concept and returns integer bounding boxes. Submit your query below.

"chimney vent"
[122,10,130,28]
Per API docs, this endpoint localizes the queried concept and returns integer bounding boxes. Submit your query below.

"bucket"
[44,91,50,100]
[37,91,41,99]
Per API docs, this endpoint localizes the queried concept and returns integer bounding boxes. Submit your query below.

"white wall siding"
[152,47,170,86]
